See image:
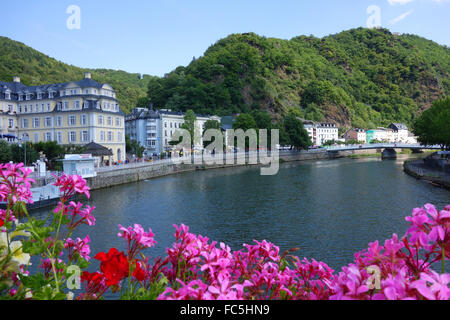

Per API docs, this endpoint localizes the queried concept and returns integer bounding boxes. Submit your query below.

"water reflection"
[33,155,449,273]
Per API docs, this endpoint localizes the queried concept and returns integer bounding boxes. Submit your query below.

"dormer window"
[26,93,31,101]
[49,91,54,98]
[85,89,89,94]
[18,94,23,101]
[5,92,11,100]
[37,92,42,99]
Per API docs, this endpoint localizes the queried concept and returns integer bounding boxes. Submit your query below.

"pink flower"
[411,271,450,300]
[53,174,90,200]
[65,236,91,261]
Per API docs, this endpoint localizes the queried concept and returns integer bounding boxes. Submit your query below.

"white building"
[61,154,97,178]
[303,120,339,146]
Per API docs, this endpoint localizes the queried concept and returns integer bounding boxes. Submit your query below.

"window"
[107,131,113,141]
[98,115,104,125]
[18,105,22,113]
[107,117,112,126]
[100,131,105,142]
[116,117,120,126]
[45,117,52,127]
[47,103,51,111]
[41,104,45,111]
[69,131,76,143]
[64,101,69,110]
[56,132,63,144]
[36,104,39,112]
[56,116,62,127]
[45,132,52,142]
[8,119,14,128]
[30,105,33,113]
[18,94,23,101]
[24,105,28,113]
[80,114,87,125]
[75,101,80,109]
[22,119,28,129]
[5,92,10,100]
[81,131,89,142]
[165,130,167,137]
[37,93,42,99]
[68,115,76,126]
[33,133,39,143]
[49,91,54,99]
[33,117,40,128]
[26,94,31,101]
[85,89,89,94]
[117,132,122,142]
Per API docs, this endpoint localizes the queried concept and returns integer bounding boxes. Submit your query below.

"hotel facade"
[0,73,126,163]
[125,106,221,156]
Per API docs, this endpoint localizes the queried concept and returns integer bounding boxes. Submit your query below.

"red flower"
[133,261,147,282]
[81,271,104,285]
[0,219,4,227]
[94,248,130,286]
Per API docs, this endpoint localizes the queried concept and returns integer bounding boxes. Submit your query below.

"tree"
[232,114,257,132]
[10,142,40,165]
[35,141,64,168]
[203,119,222,149]
[0,141,12,163]
[181,110,198,149]
[413,97,450,150]
[282,114,312,150]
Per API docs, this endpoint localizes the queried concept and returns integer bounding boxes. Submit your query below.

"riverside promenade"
[86,150,334,190]
[404,158,450,190]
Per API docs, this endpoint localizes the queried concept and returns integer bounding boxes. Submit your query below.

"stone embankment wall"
[404,160,450,190]
[85,149,383,191]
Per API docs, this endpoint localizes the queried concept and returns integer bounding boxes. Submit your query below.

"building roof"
[0,75,114,101]
[83,142,113,157]
[389,123,408,131]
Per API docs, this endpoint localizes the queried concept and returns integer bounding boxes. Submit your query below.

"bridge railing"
[324,143,441,152]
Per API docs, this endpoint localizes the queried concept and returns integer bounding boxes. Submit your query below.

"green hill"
[146,28,449,128]
[0,36,151,113]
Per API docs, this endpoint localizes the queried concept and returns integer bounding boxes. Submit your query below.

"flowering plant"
[0,162,448,300]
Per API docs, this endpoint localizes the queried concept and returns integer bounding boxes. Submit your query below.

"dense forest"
[1,28,449,129]
[0,36,151,113]
[146,28,449,129]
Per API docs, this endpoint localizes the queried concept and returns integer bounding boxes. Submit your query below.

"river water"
[34,155,449,272]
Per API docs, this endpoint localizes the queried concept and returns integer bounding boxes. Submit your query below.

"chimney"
[84,72,92,79]
[13,76,20,83]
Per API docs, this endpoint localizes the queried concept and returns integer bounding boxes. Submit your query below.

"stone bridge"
[325,143,441,159]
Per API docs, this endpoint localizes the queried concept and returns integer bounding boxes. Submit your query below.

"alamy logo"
[66,5,81,30]
[67,265,81,290]
[367,5,382,29]
[171,128,280,176]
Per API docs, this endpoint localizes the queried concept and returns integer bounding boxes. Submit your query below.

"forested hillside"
[146,28,449,128]
[0,36,150,113]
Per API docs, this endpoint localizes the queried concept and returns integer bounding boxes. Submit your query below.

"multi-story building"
[303,120,339,146]
[343,128,367,143]
[125,106,162,155]
[388,123,410,142]
[125,106,221,155]
[366,128,389,143]
[0,73,125,163]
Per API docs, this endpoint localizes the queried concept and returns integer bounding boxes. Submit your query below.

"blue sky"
[1,0,448,77]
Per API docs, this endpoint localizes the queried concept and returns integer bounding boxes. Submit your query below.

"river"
[33,154,449,273]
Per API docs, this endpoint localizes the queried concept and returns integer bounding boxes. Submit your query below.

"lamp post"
[22,133,29,166]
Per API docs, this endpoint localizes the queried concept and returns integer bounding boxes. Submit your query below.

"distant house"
[366,129,388,143]
[302,120,339,146]
[388,123,409,142]
[343,129,366,143]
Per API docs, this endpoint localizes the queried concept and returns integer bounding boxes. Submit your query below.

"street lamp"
[21,133,29,166]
